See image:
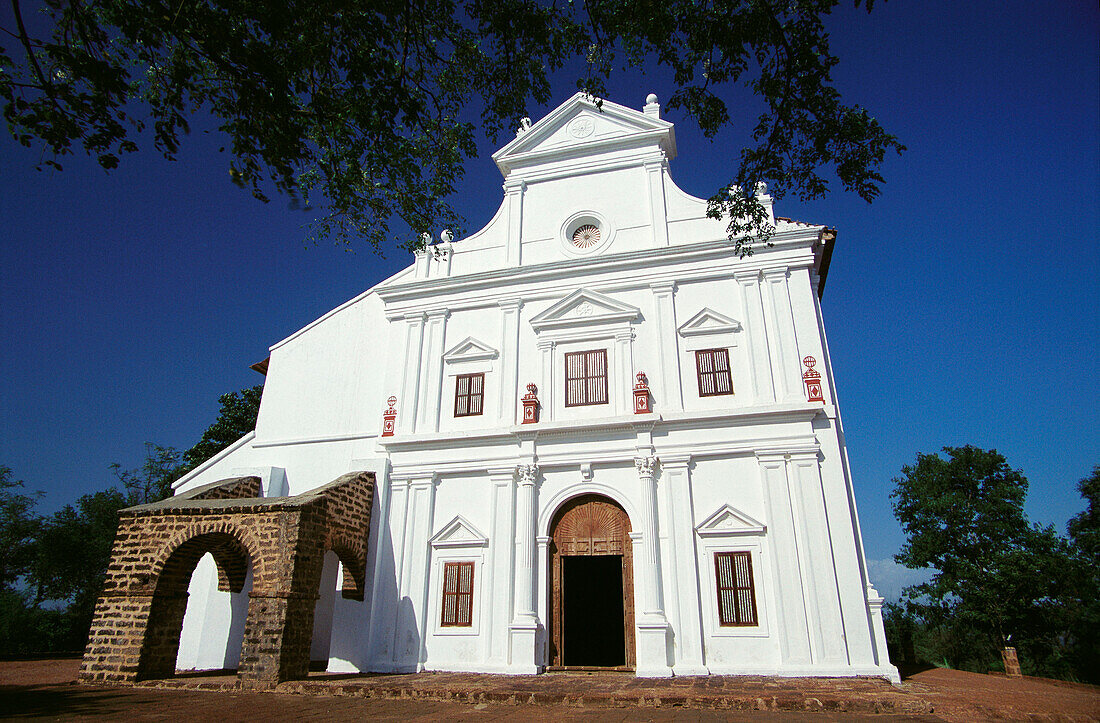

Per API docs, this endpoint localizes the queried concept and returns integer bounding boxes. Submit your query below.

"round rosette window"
[561,212,613,257]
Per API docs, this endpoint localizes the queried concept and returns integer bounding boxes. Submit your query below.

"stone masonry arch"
[80,471,375,687]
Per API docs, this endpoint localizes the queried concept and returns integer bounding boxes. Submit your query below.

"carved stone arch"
[547,494,635,669]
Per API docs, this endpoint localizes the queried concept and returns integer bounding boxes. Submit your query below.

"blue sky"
[1,1,1096,601]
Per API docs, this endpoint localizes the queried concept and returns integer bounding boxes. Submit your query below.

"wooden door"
[548,494,634,669]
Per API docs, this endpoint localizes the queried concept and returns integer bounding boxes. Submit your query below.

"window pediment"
[429,515,489,548]
[696,504,766,537]
[678,308,742,338]
[529,288,641,334]
[442,337,499,364]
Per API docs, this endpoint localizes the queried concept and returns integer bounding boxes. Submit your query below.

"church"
[80,93,898,685]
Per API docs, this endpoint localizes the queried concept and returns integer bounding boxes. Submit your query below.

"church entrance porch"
[547,495,635,671]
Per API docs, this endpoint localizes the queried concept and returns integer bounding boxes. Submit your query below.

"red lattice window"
[695,348,733,397]
[441,561,474,627]
[714,551,758,626]
[454,373,484,417]
[565,349,608,407]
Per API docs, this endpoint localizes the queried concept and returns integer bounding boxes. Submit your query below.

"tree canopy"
[1,0,903,254]
[890,446,1098,681]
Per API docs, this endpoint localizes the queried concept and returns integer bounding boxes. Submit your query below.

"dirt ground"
[1,656,1097,721]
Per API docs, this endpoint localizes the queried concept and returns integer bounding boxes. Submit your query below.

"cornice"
[375,227,822,306]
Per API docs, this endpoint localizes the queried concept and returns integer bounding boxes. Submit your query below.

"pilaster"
[660,456,707,675]
[399,313,427,434]
[614,329,636,416]
[761,269,800,402]
[735,272,774,403]
[644,157,670,247]
[788,451,847,665]
[649,281,683,411]
[756,453,812,665]
[497,299,523,425]
[485,468,517,667]
[504,179,526,267]
[536,339,555,423]
[417,309,449,432]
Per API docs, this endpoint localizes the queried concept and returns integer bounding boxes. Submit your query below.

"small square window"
[454,373,484,417]
[696,348,733,397]
[441,561,474,627]
[714,551,758,626]
[565,349,608,407]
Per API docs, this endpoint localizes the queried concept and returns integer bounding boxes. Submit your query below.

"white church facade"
[169,93,898,682]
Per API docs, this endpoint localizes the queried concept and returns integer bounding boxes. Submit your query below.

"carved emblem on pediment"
[568,116,595,138]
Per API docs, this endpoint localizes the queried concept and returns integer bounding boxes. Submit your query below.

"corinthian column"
[508,462,540,673]
[634,455,672,676]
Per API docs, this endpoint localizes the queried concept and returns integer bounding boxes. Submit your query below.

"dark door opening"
[562,555,625,667]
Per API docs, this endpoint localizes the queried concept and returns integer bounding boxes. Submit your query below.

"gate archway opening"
[548,494,635,670]
[139,531,252,680]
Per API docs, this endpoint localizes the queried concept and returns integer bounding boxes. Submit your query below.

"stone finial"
[515,117,532,137]
[644,93,660,118]
[646,93,658,105]
[440,229,454,244]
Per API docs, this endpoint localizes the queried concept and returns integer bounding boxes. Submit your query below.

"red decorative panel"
[802,356,824,403]
[381,395,397,436]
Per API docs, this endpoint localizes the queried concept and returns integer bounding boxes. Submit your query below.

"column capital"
[497,298,523,312]
[634,456,659,477]
[734,270,762,284]
[648,280,676,295]
[516,463,540,486]
[425,308,450,321]
[535,338,555,351]
[762,266,789,281]
[503,178,527,194]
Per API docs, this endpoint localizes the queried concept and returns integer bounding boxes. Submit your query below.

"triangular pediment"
[678,308,743,337]
[492,93,676,178]
[442,336,498,363]
[695,504,766,536]
[429,515,489,548]
[529,288,641,332]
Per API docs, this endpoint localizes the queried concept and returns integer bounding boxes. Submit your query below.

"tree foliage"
[182,384,263,468]
[1,0,903,254]
[0,465,41,592]
[890,446,1099,682]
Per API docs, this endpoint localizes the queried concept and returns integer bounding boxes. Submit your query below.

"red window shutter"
[715,551,758,626]
[696,349,733,397]
[454,373,484,417]
[565,349,608,407]
[441,561,475,627]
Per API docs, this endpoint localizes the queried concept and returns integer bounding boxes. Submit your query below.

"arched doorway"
[548,494,635,669]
